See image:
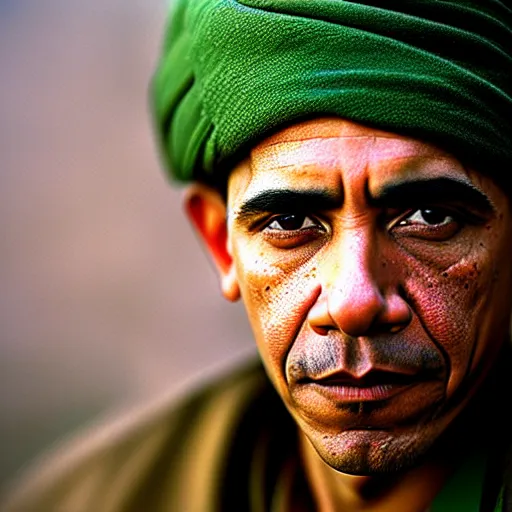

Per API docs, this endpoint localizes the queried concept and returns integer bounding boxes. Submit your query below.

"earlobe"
[185,184,241,302]
[221,264,241,302]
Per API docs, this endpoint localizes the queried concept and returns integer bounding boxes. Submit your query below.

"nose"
[308,233,411,337]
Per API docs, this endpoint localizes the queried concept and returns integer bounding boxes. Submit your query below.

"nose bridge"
[330,225,381,293]
[324,225,386,336]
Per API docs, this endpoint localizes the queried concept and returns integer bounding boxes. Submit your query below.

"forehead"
[228,117,480,202]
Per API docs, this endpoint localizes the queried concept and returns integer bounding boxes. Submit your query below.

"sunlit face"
[225,118,512,475]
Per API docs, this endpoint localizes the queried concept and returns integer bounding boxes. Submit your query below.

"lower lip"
[306,382,413,403]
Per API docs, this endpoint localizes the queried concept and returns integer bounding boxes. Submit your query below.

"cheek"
[402,244,508,397]
[234,246,320,389]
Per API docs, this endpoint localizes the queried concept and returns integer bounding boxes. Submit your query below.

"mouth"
[299,370,420,403]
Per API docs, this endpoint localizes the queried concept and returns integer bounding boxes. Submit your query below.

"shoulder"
[1,358,275,512]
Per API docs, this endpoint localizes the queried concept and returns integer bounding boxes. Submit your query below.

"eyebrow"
[234,189,341,223]
[232,177,495,223]
[371,177,495,213]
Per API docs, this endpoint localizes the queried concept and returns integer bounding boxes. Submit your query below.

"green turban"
[151,0,512,190]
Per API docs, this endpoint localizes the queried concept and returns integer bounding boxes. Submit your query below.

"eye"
[261,213,326,249]
[266,214,319,231]
[397,209,456,227]
[390,207,462,241]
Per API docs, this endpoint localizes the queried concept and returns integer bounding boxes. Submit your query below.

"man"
[3,0,512,510]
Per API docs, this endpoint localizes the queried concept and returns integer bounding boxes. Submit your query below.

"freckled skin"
[225,118,512,477]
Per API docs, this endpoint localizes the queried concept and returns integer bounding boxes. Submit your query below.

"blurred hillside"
[0,0,254,489]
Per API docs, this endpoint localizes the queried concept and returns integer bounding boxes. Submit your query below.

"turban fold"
[151,0,512,189]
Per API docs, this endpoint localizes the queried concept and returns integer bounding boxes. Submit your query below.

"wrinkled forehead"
[227,118,483,204]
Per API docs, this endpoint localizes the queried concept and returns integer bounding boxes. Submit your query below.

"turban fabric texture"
[151,0,512,188]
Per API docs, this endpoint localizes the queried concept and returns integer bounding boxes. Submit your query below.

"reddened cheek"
[401,254,495,396]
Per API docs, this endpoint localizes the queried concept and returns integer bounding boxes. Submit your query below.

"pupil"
[279,214,303,230]
[421,209,446,225]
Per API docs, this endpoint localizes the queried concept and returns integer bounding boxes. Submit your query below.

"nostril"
[379,292,413,330]
[307,293,334,335]
[311,325,330,336]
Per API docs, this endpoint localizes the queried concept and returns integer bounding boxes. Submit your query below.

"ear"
[184,184,240,302]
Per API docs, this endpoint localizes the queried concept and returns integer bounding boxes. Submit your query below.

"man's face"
[224,118,512,475]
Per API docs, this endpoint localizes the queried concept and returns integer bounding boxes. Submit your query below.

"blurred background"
[0,0,255,491]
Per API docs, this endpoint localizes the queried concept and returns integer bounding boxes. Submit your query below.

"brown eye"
[398,209,455,227]
[266,214,318,231]
[390,207,463,242]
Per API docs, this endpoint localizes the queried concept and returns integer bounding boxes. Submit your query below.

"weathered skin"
[223,118,512,474]
[186,117,512,510]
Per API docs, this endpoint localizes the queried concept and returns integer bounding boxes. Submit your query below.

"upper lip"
[302,369,420,388]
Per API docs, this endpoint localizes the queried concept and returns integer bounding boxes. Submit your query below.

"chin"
[307,426,440,476]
